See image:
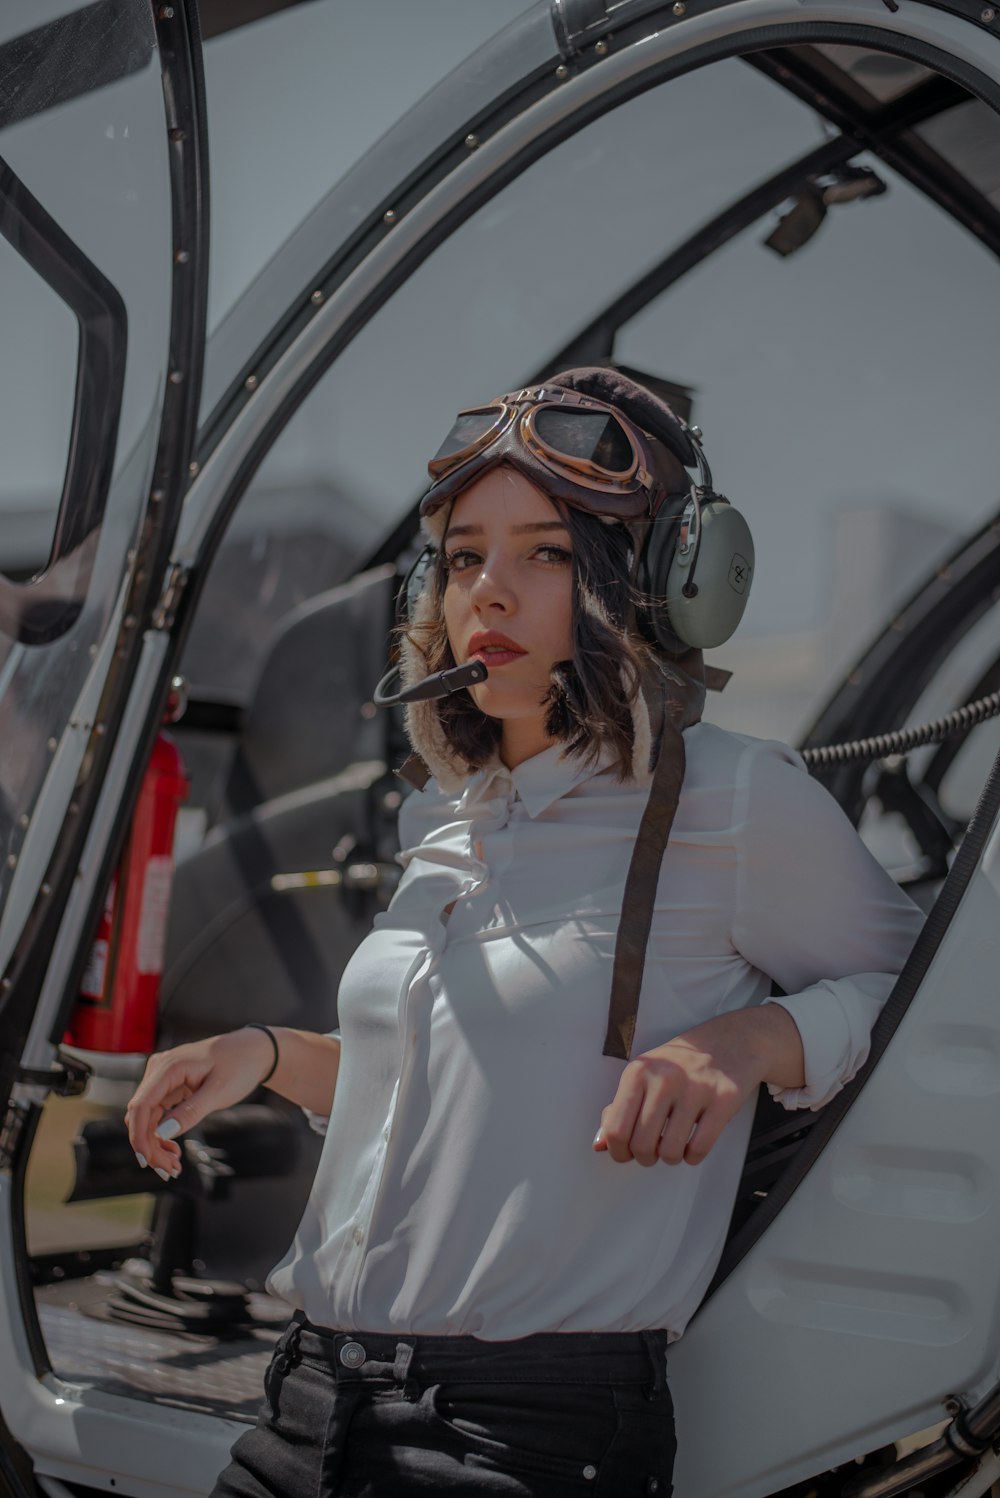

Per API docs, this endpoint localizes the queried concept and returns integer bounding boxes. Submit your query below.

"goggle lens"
[532,407,635,475]
[430,408,503,468]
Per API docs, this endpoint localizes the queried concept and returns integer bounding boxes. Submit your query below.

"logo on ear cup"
[729,554,751,594]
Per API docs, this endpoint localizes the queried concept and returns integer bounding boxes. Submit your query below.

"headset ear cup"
[636,497,754,653]
[666,499,754,649]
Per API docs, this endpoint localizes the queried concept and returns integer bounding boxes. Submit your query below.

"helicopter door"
[0,0,207,1489]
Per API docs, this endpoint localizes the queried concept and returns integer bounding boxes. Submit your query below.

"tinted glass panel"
[812,44,934,104]
[185,57,821,705]
[0,0,173,968]
[201,0,534,334]
[0,235,76,578]
[616,150,1000,747]
[917,99,1000,210]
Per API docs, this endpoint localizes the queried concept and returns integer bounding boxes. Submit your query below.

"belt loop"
[641,1331,667,1400]
[393,1339,417,1400]
[289,1315,304,1362]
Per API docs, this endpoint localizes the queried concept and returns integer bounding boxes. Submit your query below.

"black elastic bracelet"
[245,1023,280,1084]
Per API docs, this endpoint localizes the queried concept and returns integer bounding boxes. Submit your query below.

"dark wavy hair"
[402,500,657,781]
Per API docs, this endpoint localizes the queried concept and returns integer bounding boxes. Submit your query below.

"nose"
[469,552,516,616]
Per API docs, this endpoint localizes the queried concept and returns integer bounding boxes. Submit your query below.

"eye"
[533,544,572,566]
[443,547,481,573]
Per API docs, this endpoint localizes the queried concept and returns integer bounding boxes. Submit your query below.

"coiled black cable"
[801,689,1000,770]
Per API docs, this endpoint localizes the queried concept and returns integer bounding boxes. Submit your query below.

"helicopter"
[1,1,1000,1496]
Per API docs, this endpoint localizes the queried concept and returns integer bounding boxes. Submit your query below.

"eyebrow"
[443,521,570,541]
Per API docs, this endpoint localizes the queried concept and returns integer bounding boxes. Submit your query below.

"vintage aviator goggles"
[419,386,703,528]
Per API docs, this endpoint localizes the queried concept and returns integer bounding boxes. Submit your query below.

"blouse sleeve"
[731,742,925,1111]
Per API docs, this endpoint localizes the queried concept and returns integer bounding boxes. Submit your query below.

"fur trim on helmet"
[398,584,477,794]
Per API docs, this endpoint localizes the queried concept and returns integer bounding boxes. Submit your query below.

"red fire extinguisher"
[65,709,190,1056]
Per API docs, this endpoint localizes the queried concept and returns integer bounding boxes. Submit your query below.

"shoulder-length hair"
[401,500,657,782]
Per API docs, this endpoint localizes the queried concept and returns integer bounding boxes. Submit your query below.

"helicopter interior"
[4,6,1000,1472]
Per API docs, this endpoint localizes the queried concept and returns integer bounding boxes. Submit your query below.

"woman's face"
[441,466,574,769]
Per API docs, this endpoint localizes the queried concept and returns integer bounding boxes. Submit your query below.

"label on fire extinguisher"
[80,878,117,1002]
[80,940,110,1001]
[136,856,174,975]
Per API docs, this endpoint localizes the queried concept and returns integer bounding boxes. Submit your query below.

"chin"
[470,685,546,722]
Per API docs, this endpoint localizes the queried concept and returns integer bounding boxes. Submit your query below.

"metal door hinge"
[153,561,191,631]
[18,1055,91,1098]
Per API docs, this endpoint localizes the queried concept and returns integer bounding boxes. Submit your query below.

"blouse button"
[352,1225,364,1245]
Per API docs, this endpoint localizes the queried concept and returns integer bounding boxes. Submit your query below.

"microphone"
[373,658,488,708]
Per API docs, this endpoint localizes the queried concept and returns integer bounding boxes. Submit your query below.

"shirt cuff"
[762,976,890,1111]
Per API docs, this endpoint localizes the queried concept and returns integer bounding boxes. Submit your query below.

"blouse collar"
[457,741,622,821]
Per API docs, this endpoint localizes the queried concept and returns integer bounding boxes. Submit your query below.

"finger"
[683,1106,727,1166]
[630,1087,675,1168]
[657,1104,700,1166]
[600,1071,646,1163]
[127,1074,194,1170]
[154,1078,226,1149]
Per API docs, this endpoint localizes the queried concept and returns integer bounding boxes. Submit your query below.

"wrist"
[243,1023,280,1085]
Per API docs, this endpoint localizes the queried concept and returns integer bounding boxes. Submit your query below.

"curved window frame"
[0,158,127,646]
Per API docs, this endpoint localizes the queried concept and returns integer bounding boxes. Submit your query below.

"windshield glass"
[184,46,1000,753]
[0,1,173,964]
[181,54,824,702]
[616,150,1000,742]
[201,0,534,338]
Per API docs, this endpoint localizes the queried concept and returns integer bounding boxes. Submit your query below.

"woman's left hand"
[594,1004,804,1167]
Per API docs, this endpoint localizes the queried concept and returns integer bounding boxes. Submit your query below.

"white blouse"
[267,722,923,1340]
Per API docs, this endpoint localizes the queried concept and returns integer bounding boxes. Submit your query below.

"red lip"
[466,630,527,666]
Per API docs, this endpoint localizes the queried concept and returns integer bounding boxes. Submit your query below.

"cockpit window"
[0,2,173,968]
[0,234,76,589]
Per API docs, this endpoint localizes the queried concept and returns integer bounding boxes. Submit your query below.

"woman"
[125,368,923,1497]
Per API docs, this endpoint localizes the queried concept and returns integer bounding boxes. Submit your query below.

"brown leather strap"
[395,753,432,791]
[603,715,686,1061]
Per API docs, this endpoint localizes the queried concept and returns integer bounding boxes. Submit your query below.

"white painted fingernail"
[155,1118,181,1140]
[154,1167,171,1182]
[134,1152,147,1169]
[593,1132,603,1146]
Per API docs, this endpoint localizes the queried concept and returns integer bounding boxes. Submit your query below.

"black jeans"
[212,1313,676,1497]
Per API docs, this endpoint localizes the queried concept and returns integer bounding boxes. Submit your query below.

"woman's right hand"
[123,1027,276,1180]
